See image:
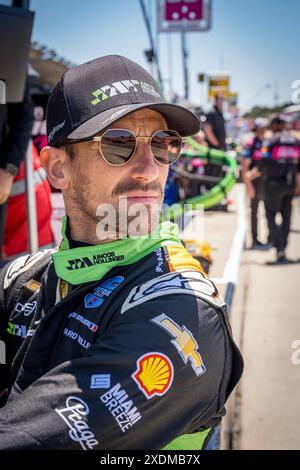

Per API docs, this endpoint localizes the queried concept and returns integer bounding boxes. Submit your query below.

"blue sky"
[25,0,300,112]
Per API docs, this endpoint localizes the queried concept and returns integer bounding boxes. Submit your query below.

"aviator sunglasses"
[63,128,183,166]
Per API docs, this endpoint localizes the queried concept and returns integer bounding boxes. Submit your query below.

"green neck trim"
[163,428,211,450]
[52,216,182,285]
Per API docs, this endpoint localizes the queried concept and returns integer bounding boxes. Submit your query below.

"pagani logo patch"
[121,270,223,314]
[132,352,173,399]
[151,314,206,377]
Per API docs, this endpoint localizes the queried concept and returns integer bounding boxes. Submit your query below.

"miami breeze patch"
[100,383,141,433]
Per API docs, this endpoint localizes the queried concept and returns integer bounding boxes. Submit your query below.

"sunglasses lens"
[99,129,182,166]
[151,131,182,165]
[100,129,136,165]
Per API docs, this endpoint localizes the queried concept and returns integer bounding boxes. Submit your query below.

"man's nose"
[129,141,160,182]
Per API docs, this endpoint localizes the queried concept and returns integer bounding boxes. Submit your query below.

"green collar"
[52,216,182,285]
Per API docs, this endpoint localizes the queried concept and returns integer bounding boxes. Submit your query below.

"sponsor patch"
[121,270,224,314]
[68,312,98,332]
[132,352,173,399]
[90,79,160,106]
[23,279,41,293]
[7,322,27,338]
[14,300,37,317]
[66,254,124,271]
[151,314,206,377]
[63,328,91,350]
[4,250,55,290]
[100,383,141,433]
[155,248,164,273]
[55,396,98,450]
[84,276,124,308]
[90,374,111,389]
[48,120,66,143]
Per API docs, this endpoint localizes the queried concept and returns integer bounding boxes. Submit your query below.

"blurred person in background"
[203,94,226,190]
[203,94,226,151]
[163,165,180,205]
[0,78,54,259]
[0,79,34,256]
[0,81,33,205]
[261,116,300,263]
[242,117,271,249]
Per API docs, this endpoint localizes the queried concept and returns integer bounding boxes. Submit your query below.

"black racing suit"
[242,136,268,244]
[0,232,243,450]
[203,107,226,188]
[0,78,34,172]
[260,131,300,253]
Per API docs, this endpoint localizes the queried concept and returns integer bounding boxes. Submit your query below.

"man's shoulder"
[120,268,225,316]
[1,248,55,292]
[204,111,216,123]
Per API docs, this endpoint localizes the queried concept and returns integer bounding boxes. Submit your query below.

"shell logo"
[132,352,174,399]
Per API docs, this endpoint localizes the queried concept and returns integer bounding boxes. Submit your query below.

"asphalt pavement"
[201,187,300,449]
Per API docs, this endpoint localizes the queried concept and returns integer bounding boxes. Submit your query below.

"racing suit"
[0,218,243,450]
[260,131,300,253]
[242,136,268,244]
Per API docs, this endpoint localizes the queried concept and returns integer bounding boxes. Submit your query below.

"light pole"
[139,0,164,92]
[181,30,189,100]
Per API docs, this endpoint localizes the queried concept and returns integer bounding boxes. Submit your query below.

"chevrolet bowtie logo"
[151,314,206,377]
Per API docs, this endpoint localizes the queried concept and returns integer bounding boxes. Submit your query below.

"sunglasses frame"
[63,128,183,167]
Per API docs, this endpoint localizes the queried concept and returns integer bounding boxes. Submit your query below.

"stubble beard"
[68,168,164,242]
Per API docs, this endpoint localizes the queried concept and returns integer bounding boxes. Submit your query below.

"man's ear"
[40,146,70,190]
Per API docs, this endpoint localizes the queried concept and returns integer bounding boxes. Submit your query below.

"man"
[203,93,226,151]
[0,78,54,258]
[0,55,243,450]
[242,117,271,249]
[0,81,34,206]
[261,116,300,262]
[203,94,226,188]
[0,78,34,256]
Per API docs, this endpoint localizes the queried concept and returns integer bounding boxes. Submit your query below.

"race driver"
[0,55,243,450]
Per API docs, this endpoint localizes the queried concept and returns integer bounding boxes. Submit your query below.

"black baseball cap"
[46,55,200,147]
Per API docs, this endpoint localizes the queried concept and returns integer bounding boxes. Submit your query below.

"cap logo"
[90,79,160,106]
[48,120,66,143]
